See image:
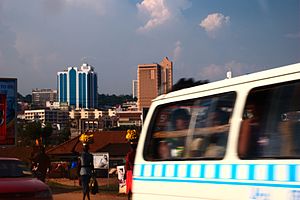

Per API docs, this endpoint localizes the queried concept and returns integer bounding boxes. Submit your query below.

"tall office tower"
[57,63,98,109]
[132,80,138,99]
[32,89,57,108]
[137,57,173,111]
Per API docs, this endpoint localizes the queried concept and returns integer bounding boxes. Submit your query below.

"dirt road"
[53,191,127,200]
[49,178,127,200]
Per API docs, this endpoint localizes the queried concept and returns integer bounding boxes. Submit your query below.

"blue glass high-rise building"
[57,63,98,109]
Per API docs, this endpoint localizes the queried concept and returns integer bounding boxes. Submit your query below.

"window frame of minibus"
[142,91,237,162]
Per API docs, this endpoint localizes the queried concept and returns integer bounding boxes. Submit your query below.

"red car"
[0,157,53,200]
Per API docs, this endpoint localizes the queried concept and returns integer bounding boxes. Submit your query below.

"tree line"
[17,93,135,108]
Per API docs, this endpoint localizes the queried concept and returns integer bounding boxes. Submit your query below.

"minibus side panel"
[133,64,300,200]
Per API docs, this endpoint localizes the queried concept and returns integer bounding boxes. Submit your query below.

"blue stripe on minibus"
[133,177,300,188]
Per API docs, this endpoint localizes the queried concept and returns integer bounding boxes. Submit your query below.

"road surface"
[49,178,127,200]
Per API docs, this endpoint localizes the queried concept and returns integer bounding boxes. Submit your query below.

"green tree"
[17,122,35,146]
[17,121,53,146]
[171,78,209,92]
[98,94,134,108]
[17,92,32,104]
[42,123,53,145]
[58,128,71,144]
[25,94,32,104]
[26,121,42,141]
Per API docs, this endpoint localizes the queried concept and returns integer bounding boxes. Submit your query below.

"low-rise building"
[69,109,118,137]
[32,88,57,108]
[24,109,69,127]
[116,110,142,127]
[121,101,138,111]
[46,101,69,110]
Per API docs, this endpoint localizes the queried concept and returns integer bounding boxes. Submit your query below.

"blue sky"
[0,0,299,96]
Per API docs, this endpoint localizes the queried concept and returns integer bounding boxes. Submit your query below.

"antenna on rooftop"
[226,67,232,79]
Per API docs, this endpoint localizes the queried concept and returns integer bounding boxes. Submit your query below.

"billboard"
[0,78,17,145]
[117,165,126,193]
[93,152,109,169]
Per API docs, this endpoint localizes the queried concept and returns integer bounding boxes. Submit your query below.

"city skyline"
[57,63,98,109]
[0,0,299,96]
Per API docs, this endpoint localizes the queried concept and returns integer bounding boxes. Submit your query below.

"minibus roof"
[154,62,300,102]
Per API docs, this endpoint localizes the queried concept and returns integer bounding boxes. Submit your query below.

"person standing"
[32,146,51,182]
[78,143,94,200]
[125,129,139,200]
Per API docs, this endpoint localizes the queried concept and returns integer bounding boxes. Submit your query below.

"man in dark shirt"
[32,146,51,182]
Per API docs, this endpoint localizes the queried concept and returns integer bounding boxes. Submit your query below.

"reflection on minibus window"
[144,92,236,161]
[238,80,300,159]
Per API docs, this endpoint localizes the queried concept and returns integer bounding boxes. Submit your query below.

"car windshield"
[0,160,32,178]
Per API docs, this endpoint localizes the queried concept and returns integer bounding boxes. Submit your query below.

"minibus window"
[144,92,236,161]
[238,80,300,159]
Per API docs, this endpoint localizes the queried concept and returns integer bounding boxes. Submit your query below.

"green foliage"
[17,92,32,103]
[98,94,134,108]
[42,123,53,144]
[171,78,209,92]
[17,121,53,146]
[25,94,32,103]
[18,92,134,108]
[58,128,71,144]
[26,121,42,140]
[17,123,34,146]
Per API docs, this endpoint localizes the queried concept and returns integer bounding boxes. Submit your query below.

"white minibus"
[133,63,300,200]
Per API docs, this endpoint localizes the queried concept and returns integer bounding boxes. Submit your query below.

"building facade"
[132,80,138,99]
[57,63,98,109]
[24,109,69,128]
[69,109,118,137]
[137,57,173,111]
[45,101,69,110]
[116,111,142,127]
[32,89,57,108]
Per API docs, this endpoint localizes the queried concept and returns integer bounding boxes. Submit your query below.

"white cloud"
[285,32,300,39]
[225,61,268,77]
[199,61,246,81]
[137,0,171,32]
[172,40,181,62]
[225,61,245,77]
[199,64,225,80]
[136,0,190,33]
[199,13,230,36]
